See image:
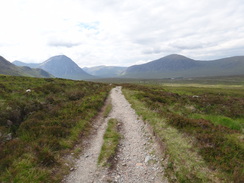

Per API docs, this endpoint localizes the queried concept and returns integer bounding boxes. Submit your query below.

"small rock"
[145,155,152,163]
[136,163,143,167]
[115,175,120,180]
[70,168,74,171]
[6,133,12,141]
[122,163,126,166]
[7,120,13,126]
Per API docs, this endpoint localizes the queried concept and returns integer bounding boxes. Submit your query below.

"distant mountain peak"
[39,55,94,80]
[165,54,190,59]
[42,55,74,64]
[13,55,95,80]
[50,55,69,59]
[166,53,183,57]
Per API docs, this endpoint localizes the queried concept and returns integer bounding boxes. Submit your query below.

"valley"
[9,54,244,80]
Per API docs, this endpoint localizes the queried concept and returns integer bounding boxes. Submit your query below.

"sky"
[0,0,244,67]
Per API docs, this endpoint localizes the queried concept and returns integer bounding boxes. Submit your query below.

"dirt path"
[63,86,168,183]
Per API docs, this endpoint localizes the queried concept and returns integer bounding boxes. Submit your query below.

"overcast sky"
[0,0,244,67]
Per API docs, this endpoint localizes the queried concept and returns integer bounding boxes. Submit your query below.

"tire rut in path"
[64,86,168,183]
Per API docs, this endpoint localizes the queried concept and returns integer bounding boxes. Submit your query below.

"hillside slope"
[0,56,53,78]
[122,54,244,78]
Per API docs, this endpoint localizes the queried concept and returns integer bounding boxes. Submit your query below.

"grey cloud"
[47,0,244,65]
[48,40,81,48]
[142,48,163,55]
[170,41,204,50]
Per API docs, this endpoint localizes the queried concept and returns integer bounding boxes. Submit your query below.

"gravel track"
[64,86,168,183]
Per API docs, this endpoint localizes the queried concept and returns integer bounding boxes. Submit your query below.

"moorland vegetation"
[122,82,244,182]
[0,75,111,182]
[0,73,243,183]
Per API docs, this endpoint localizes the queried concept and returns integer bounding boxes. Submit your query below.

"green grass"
[103,103,112,118]
[98,118,120,168]
[122,84,244,182]
[190,114,243,132]
[0,75,111,182]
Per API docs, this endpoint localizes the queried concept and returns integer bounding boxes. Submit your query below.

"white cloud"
[0,0,244,67]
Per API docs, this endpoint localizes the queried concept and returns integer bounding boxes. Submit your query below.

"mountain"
[83,65,127,78]
[0,56,53,78]
[39,55,94,80]
[13,61,40,68]
[122,54,244,78]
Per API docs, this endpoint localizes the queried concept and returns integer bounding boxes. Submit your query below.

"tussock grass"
[3,154,50,183]
[0,75,111,182]
[98,118,120,168]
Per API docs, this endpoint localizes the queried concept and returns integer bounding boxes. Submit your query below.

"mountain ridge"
[122,54,244,78]
[11,54,244,79]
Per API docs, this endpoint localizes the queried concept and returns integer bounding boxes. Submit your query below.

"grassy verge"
[103,102,112,118]
[122,84,244,183]
[98,118,120,168]
[122,89,219,182]
[0,75,112,182]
